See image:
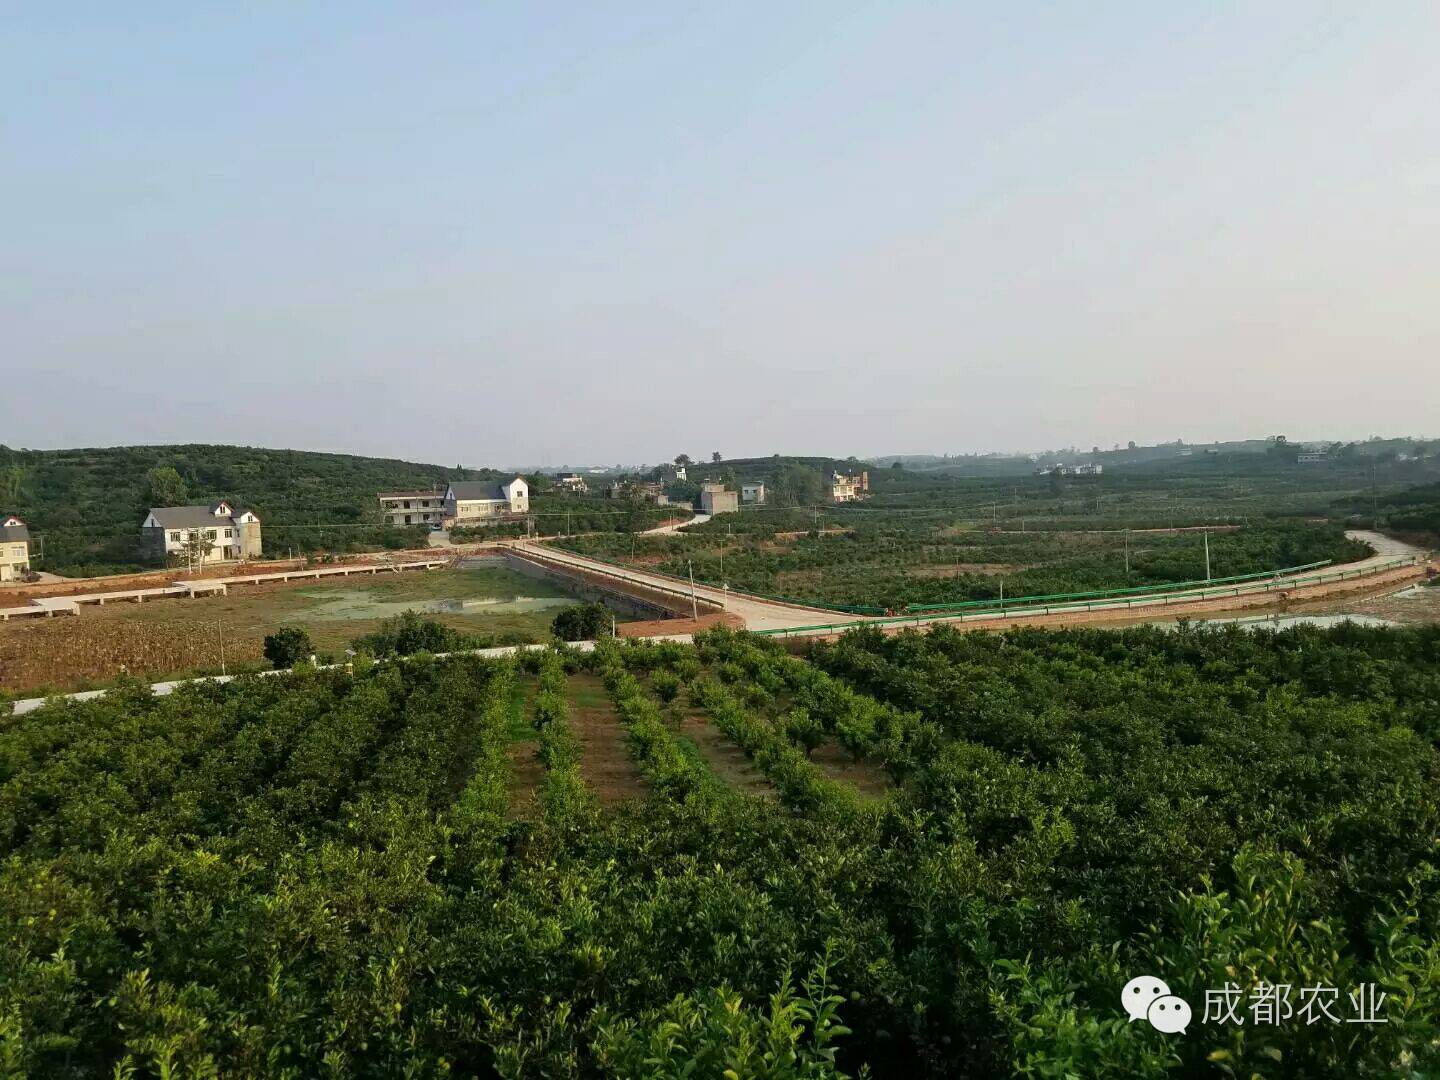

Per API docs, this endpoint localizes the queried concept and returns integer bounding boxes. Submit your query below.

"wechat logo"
[1123,975,1192,1034]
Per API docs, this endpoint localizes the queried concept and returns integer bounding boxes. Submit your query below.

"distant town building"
[1035,463,1103,477]
[830,471,869,502]
[555,473,589,494]
[444,478,529,523]
[377,489,446,527]
[700,482,739,515]
[0,515,31,582]
[142,501,262,563]
[741,480,766,504]
[1297,452,1328,464]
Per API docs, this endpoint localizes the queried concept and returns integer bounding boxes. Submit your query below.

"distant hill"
[870,435,1440,477]
[0,444,495,576]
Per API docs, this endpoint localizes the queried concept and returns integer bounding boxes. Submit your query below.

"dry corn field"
[0,618,264,694]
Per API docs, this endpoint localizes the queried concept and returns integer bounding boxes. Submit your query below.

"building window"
[206,530,217,540]
[169,531,180,542]
[224,528,233,538]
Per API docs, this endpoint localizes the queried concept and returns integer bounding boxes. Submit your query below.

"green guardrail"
[901,560,1333,614]
[753,555,1420,638]
[541,545,888,617]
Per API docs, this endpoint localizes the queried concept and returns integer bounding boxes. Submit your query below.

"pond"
[295,588,575,622]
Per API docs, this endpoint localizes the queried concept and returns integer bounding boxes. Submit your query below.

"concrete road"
[1346,529,1430,557]
[511,539,852,632]
[642,513,709,535]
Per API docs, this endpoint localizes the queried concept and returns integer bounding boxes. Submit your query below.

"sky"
[3,3,1437,467]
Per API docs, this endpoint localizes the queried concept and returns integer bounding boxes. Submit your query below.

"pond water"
[296,589,574,621]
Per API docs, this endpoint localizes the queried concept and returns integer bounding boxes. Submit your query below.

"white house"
[444,477,529,523]
[741,481,766,504]
[555,473,589,494]
[830,471,869,502]
[0,515,30,582]
[142,501,262,564]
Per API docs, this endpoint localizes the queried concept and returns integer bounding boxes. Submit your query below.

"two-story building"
[444,477,529,524]
[0,515,31,582]
[554,473,589,494]
[700,482,739,515]
[378,489,446,527]
[740,481,766,504]
[142,501,262,564]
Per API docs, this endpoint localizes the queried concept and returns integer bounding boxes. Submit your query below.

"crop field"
[559,516,1368,612]
[1,625,1436,1076]
[0,566,596,696]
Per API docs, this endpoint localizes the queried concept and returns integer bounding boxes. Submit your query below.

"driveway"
[1346,529,1430,557]
[642,513,709,536]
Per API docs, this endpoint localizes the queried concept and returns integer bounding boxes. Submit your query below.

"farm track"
[564,673,648,805]
[676,711,776,798]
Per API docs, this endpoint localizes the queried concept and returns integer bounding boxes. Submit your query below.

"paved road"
[518,531,1431,635]
[511,539,852,631]
[642,513,709,535]
[1346,529,1429,557]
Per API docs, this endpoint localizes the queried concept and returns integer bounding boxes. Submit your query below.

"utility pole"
[1124,529,1130,575]
[687,560,698,621]
[1372,462,1379,529]
[999,578,1005,608]
[217,621,227,677]
[1203,530,1212,582]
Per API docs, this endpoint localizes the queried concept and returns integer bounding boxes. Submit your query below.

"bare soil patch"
[676,712,775,798]
[906,562,1019,579]
[564,674,647,805]
[617,612,743,638]
[809,742,892,798]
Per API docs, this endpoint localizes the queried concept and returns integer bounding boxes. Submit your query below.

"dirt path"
[809,742,892,797]
[509,741,544,815]
[564,673,648,805]
[676,712,775,797]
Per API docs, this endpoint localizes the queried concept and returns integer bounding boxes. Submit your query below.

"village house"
[606,480,669,504]
[444,477,529,523]
[829,471,870,502]
[700,482,739,515]
[377,489,446,527]
[555,473,589,494]
[142,501,262,564]
[740,481,766,504]
[0,515,31,583]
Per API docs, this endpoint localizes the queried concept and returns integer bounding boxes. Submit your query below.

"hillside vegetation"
[0,444,487,575]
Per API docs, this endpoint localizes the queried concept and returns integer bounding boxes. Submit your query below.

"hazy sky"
[3,3,1437,467]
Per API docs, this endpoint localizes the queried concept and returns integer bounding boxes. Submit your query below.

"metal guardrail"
[754,554,1425,639]
[901,560,1334,613]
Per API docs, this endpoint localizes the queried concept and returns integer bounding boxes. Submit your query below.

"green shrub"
[262,626,313,668]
